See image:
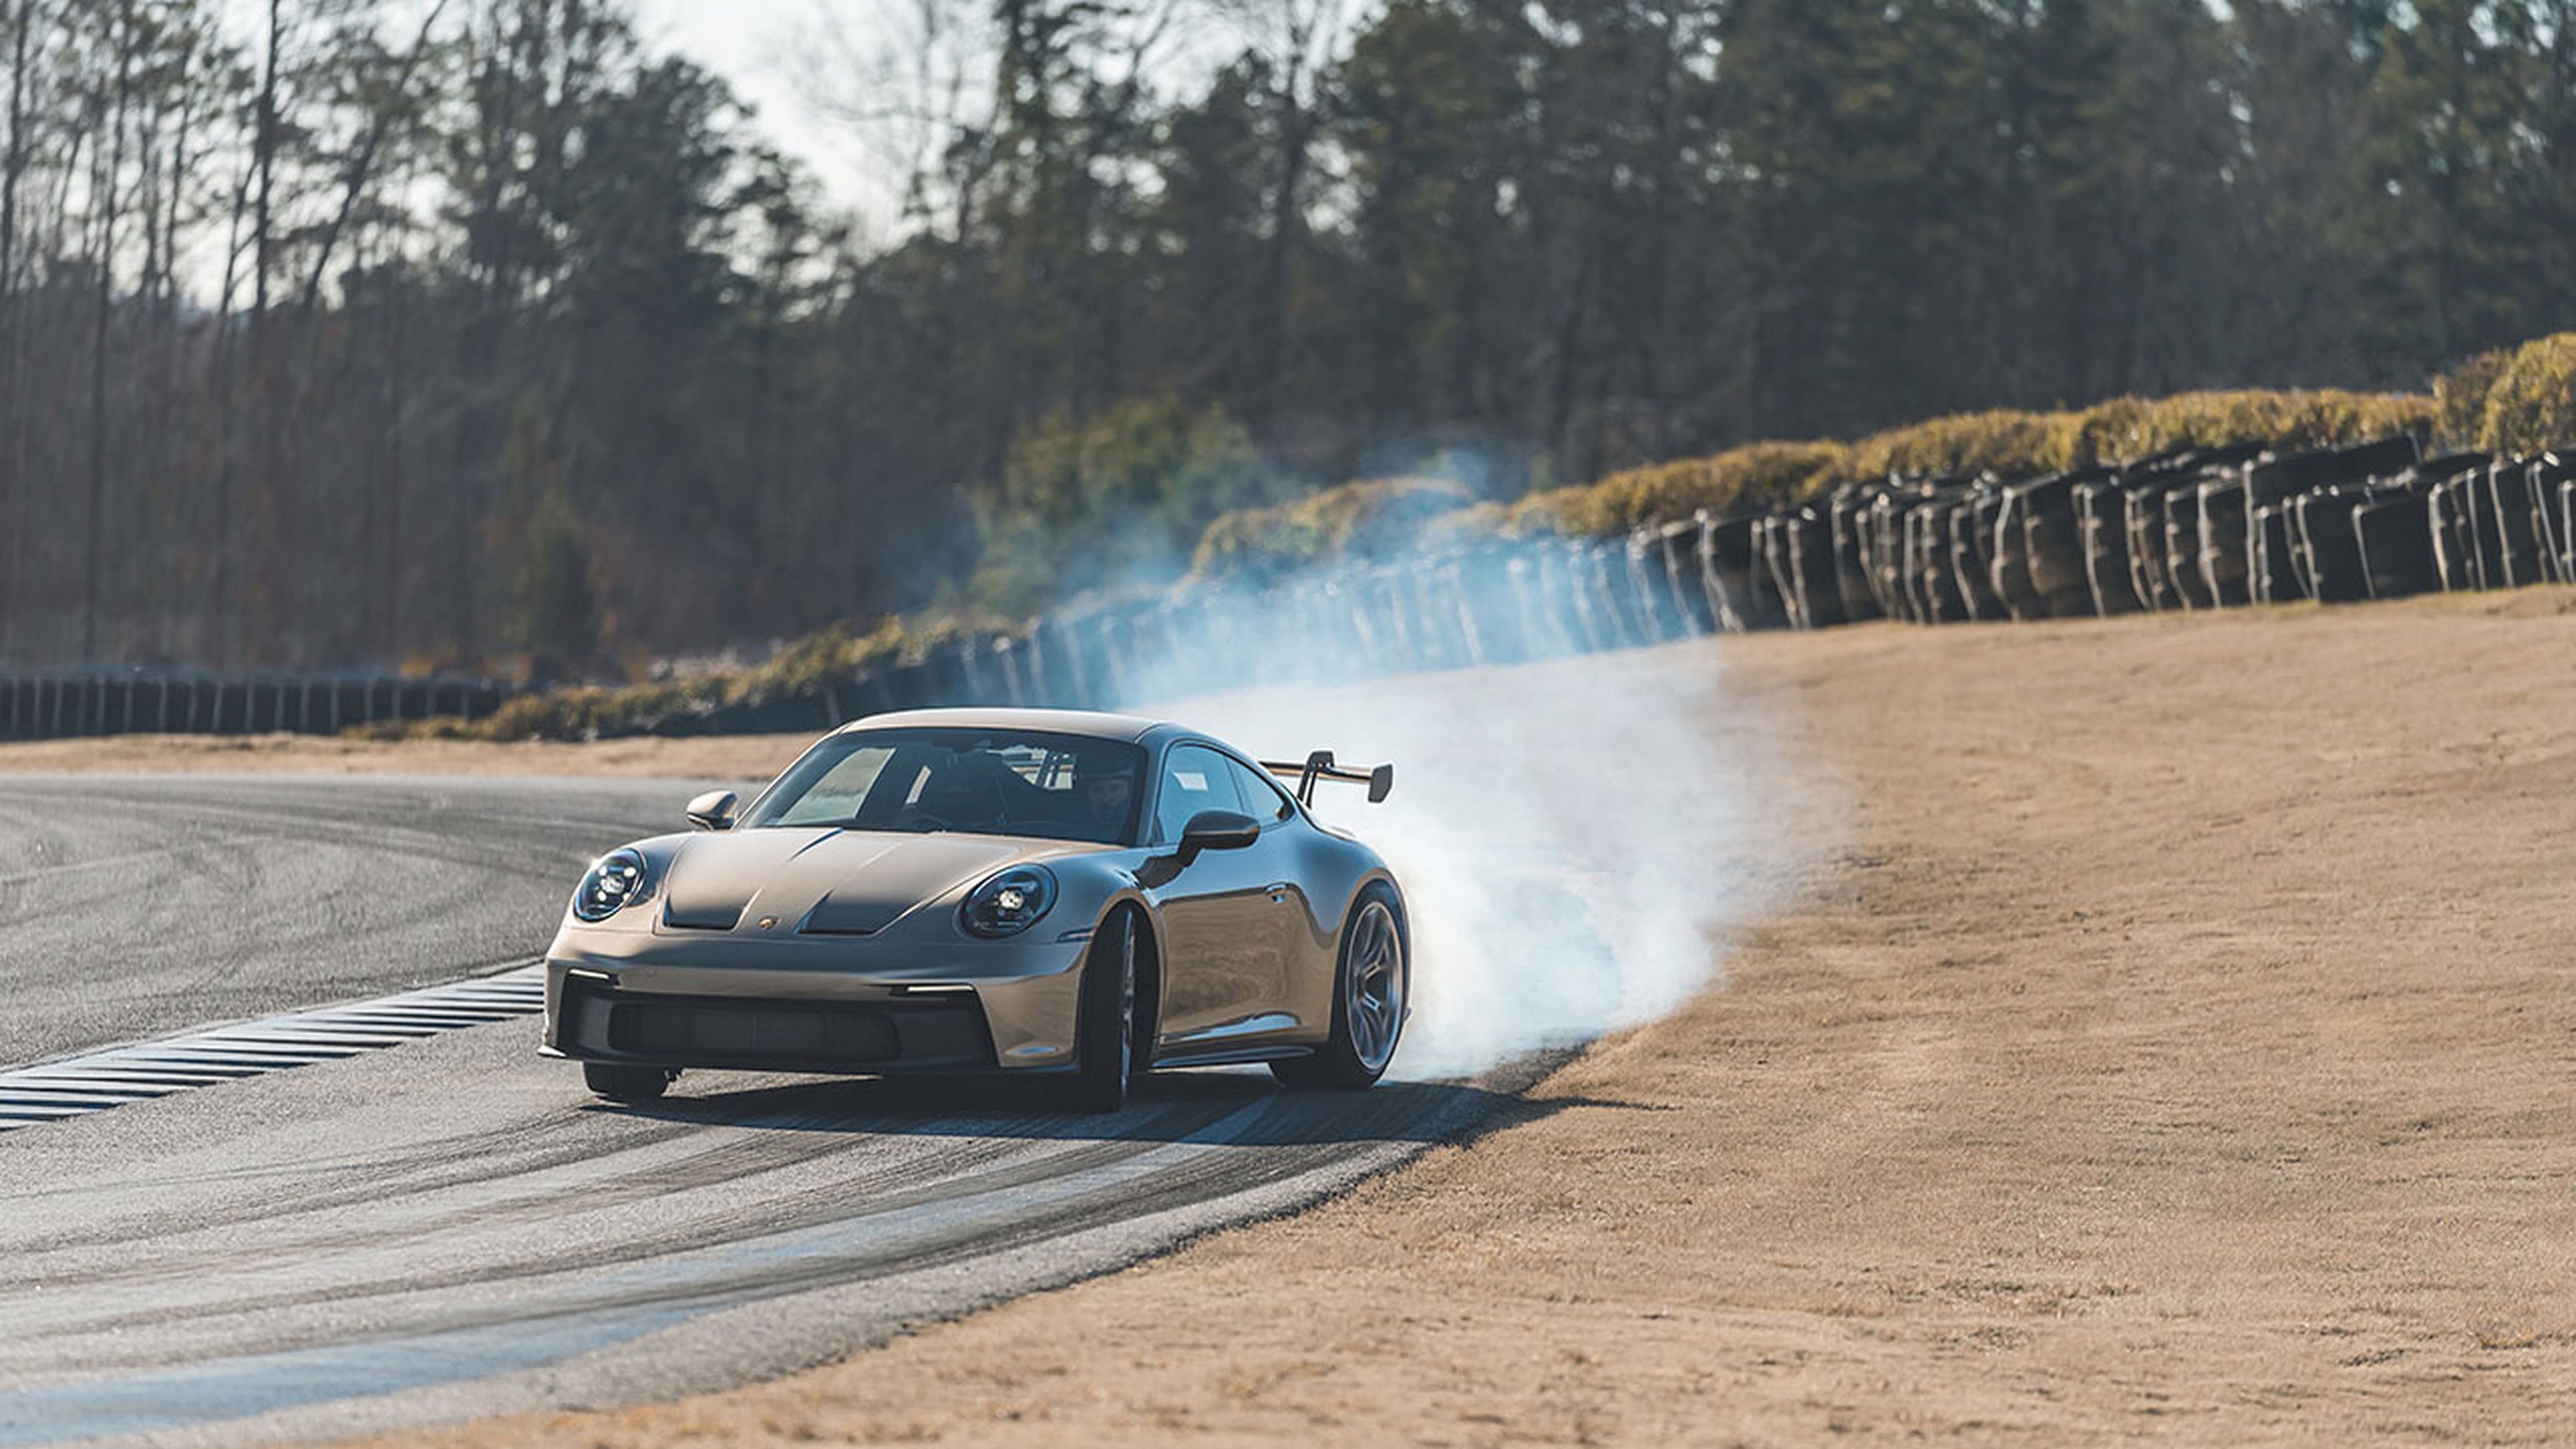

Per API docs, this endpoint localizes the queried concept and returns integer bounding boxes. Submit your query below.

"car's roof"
[835,706,1173,745]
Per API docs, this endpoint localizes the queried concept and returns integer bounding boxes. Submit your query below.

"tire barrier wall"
[642,434,2570,734]
[10,435,2567,741]
[0,670,515,742]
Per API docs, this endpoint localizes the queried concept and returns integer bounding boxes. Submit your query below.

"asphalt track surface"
[0,773,698,1067]
[0,775,1517,1447]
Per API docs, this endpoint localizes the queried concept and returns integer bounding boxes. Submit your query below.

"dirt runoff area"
[56,590,2576,1445]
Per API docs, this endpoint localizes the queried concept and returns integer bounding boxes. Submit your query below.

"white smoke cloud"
[1138,638,1803,1080]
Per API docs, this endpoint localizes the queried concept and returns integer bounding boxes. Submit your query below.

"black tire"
[1272,886,1408,1091]
[584,1062,674,1103]
[1067,909,1138,1113]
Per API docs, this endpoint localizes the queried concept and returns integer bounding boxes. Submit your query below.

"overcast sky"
[629,0,881,217]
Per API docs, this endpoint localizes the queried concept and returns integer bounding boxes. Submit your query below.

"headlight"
[572,849,651,922]
[961,865,1056,938]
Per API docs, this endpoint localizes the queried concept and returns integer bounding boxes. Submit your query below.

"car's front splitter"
[541,932,1091,1072]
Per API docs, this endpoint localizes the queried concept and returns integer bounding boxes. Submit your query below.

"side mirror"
[684,790,738,831]
[1177,808,1259,857]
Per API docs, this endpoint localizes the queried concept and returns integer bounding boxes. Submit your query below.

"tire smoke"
[1136,643,1792,1080]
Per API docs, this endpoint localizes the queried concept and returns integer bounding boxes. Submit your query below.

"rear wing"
[1260,750,1394,807]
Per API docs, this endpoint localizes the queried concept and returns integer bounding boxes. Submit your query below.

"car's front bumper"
[545,972,1005,1074]
[540,929,1091,1074]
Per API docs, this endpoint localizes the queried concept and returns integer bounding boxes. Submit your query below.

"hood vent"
[657,828,1027,938]
[661,900,745,931]
[801,896,909,936]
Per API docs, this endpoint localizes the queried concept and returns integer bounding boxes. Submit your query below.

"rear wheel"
[1068,910,1138,1113]
[584,1062,676,1103]
[1273,889,1407,1090]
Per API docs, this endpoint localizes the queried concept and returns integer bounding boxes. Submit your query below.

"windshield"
[739,728,1146,845]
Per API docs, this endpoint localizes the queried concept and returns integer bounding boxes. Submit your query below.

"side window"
[1228,757,1296,822]
[1155,745,1246,843]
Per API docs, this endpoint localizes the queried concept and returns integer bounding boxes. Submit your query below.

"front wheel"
[584,1062,676,1102]
[1068,910,1138,1113]
[1273,889,1407,1090]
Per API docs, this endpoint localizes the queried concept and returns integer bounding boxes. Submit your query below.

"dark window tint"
[1155,745,1246,843]
[742,729,1144,844]
[1228,756,1297,822]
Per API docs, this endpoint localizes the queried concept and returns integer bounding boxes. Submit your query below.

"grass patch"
[2477,333,2576,458]
[1507,441,1848,537]
[1190,477,1474,584]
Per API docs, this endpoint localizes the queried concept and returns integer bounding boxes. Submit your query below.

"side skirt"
[1147,1044,1318,1070]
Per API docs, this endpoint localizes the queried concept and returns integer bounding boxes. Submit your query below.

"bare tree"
[789,0,1000,239]
[1210,0,1346,427]
[83,0,137,662]
[0,0,37,655]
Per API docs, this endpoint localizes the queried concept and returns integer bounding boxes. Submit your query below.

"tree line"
[2,0,2572,672]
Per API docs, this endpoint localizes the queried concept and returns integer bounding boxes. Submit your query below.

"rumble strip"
[0,965,545,1130]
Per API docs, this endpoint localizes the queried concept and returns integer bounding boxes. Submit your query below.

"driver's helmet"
[1073,753,1137,820]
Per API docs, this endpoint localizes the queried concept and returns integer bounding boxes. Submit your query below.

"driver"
[1075,755,1137,836]
[914,751,1006,828]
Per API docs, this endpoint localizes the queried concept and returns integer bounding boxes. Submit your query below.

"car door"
[1221,753,1341,1026]
[1148,743,1299,1049]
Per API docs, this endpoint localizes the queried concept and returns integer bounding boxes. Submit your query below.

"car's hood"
[657,828,1035,935]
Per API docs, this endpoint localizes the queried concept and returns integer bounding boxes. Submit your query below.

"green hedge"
[2059,389,2436,468]
[377,340,2576,744]
[1189,476,1473,584]
[356,616,999,743]
[2477,333,2576,457]
[1831,410,2069,487]
[1507,441,1848,537]
[1499,388,2438,537]
[1825,390,2434,492]
[2434,347,2517,448]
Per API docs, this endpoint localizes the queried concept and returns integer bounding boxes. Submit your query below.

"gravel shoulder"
[52,590,2576,1445]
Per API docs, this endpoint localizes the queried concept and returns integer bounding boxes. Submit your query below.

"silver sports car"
[541,708,1409,1111]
